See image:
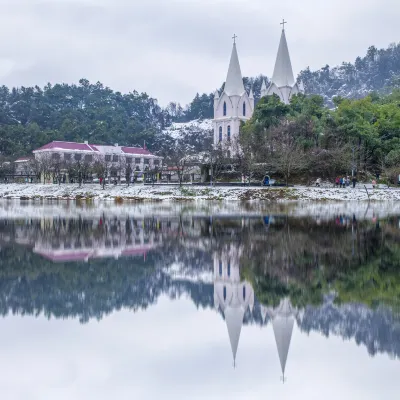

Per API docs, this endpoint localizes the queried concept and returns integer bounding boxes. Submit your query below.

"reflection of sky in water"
[0,295,398,399]
[0,202,399,399]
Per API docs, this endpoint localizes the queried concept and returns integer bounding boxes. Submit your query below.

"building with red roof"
[29,140,162,183]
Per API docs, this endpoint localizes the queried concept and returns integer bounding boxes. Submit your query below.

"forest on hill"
[0,40,399,178]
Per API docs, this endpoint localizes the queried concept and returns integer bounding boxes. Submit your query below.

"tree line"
[232,91,400,184]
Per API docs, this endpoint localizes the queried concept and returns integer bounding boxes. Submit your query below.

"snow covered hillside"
[163,119,213,140]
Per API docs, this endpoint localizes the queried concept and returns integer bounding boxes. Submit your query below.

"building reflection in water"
[213,246,254,367]
[0,213,399,377]
[213,247,302,380]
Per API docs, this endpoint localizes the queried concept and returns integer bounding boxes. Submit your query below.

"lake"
[0,200,399,400]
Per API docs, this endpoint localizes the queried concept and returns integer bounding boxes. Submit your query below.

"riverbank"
[0,183,399,202]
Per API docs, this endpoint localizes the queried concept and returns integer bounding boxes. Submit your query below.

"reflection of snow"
[0,197,399,222]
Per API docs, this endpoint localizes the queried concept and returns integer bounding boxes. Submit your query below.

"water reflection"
[0,206,399,379]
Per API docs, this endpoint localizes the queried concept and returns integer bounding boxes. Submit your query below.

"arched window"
[243,286,246,300]
[219,261,222,276]
[219,126,222,142]
[243,102,246,116]
[223,286,227,301]
[223,102,227,116]
[227,261,231,277]
[227,125,231,141]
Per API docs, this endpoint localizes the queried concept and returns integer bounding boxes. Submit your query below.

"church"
[213,22,303,146]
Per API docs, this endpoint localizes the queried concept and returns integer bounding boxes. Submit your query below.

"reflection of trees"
[0,214,399,359]
[239,217,400,311]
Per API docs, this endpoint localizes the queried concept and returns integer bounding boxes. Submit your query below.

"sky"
[0,0,399,106]
[0,295,398,399]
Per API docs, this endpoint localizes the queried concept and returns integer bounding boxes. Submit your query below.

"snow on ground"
[0,183,399,203]
[163,119,213,139]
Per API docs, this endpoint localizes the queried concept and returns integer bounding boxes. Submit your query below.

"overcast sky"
[0,0,398,106]
[0,295,398,399]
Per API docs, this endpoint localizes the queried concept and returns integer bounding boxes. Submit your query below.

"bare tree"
[93,154,112,189]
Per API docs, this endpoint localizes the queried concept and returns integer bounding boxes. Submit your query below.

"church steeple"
[271,26,295,88]
[268,298,297,381]
[224,38,245,97]
[266,21,303,104]
[213,36,254,146]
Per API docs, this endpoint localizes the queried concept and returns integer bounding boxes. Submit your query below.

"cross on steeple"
[280,19,287,30]
[232,34,237,44]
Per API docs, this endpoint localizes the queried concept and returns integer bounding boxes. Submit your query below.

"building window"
[64,153,71,161]
[243,102,246,116]
[227,125,231,141]
[135,158,141,164]
[144,159,149,165]
[219,126,222,142]
[126,157,133,164]
[74,153,82,161]
[243,286,246,300]
[52,153,60,160]
[154,160,159,166]
[227,261,231,277]
[219,261,222,276]
[223,286,227,301]
[105,155,111,162]
[112,155,119,162]
[85,154,92,162]
[223,102,227,116]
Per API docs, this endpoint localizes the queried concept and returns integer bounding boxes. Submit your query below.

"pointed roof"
[261,79,267,92]
[271,29,295,88]
[272,314,295,376]
[270,298,296,377]
[249,87,254,99]
[224,43,245,97]
[214,89,220,99]
[224,307,245,363]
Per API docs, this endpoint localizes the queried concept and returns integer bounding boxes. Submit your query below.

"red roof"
[35,250,92,262]
[121,146,153,155]
[15,157,32,162]
[34,141,98,152]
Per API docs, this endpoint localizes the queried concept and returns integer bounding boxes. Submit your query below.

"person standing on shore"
[352,176,357,188]
[335,177,340,187]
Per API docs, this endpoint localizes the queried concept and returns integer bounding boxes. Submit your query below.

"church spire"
[224,307,245,365]
[270,298,296,379]
[271,23,295,88]
[224,36,245,97]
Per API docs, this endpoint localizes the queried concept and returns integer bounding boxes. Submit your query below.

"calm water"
[0,201,399,400]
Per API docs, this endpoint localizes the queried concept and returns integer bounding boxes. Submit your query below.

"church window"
[243,102,246,116]
[227,125,231,141]
[243,286,246,300]
[219,261,222,276]
[223,286,227,301]
[227,261,231,277]
[219,126,222,142]
[223,102,227,116]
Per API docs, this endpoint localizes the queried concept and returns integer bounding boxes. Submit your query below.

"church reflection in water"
[0,211,399,376]
[213,247,299,379]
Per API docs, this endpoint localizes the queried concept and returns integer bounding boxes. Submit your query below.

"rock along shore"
[0,183,399,202]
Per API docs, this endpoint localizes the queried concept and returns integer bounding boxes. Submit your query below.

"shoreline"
[0,183,399,202]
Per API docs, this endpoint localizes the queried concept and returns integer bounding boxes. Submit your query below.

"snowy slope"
[163,119,213,139]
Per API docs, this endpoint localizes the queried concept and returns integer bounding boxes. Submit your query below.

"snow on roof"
[15,157,32,163]
[33,141,159,157]
[121,146,153,156]
[34,141,98,153]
